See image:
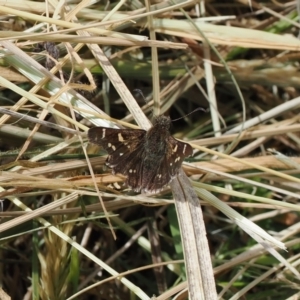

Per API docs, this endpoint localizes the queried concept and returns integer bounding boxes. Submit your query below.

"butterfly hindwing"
[119,146,148,190]
[139,138,193,192]
[141,157,171,192]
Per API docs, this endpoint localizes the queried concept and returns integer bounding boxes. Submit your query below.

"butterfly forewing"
[166,136,193,177]
[88,127,146,158]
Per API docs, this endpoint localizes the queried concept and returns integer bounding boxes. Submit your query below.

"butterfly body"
[144,116,171,158]
[88,115,193,193]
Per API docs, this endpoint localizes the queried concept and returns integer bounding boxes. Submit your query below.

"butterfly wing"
[88,127,146,153]
[88,127,146,167]
[116,146,148,190]
[88,127,151,191]
[140,137,193,193]
[166,136,193,177]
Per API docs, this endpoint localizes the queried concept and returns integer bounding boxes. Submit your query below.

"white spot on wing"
[119,153,123,156]
[108,143,112,148]
[102,128,106,138]
[111,145,116,151]
[183,144,187,154]
[172,144,178,153]
[118,133,124,142]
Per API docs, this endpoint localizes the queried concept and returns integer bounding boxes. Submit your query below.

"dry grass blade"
[171,171,217,300]
[153,19,300,50]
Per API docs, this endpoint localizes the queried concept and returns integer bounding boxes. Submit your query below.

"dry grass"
[0,0,300,299]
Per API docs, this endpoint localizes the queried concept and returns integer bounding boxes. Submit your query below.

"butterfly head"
[152,115,171,130]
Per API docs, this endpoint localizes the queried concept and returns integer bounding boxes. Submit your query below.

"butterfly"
[87,115,193,193]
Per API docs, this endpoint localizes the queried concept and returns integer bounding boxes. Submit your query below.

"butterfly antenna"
[133,89,150,104]
[172,107,208,122]
[133,89,158,120]
[133,90,206,121]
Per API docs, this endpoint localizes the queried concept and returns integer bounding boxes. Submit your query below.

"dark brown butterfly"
[88,115,193,193]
